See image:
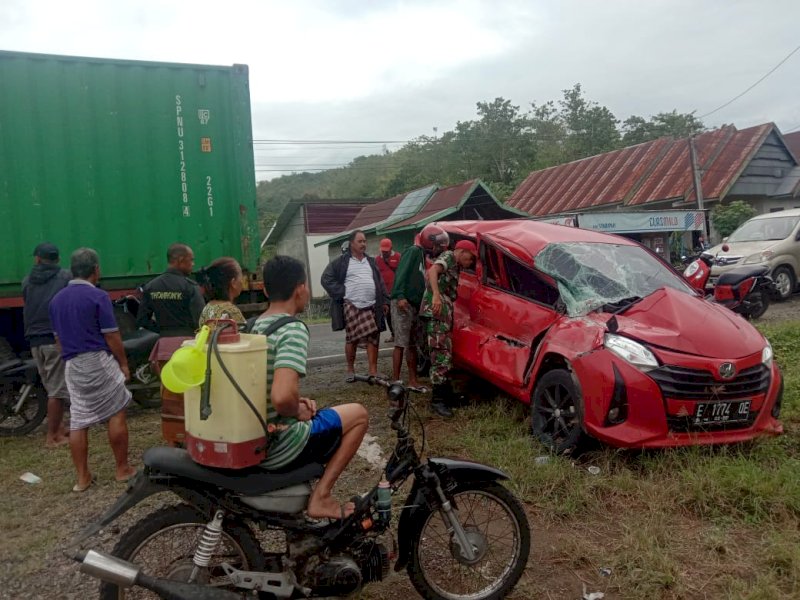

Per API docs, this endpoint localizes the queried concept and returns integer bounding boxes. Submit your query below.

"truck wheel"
[772,266,795,301]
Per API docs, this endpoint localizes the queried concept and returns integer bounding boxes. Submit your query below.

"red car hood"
[589,287,765,359]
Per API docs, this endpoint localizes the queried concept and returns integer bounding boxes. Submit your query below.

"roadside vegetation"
[1,322,797,599]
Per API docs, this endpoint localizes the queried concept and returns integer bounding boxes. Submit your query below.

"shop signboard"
[578,211,705,234]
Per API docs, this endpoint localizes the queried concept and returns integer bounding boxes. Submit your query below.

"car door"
[464,236,561,390]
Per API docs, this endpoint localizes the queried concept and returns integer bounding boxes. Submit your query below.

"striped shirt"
[344,256,376,309]
[251,313,311,469]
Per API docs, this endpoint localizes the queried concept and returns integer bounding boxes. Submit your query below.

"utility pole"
[688,135,708,239]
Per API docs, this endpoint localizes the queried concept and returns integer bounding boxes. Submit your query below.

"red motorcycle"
[683,245,775,319]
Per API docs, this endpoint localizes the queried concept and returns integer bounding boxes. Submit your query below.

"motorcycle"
[70,375,531,600]
[0,353,47,436]
[683,245,775,320]
[0,298,161,436]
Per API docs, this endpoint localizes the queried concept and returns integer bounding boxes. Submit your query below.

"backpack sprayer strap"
[206,316,308,458]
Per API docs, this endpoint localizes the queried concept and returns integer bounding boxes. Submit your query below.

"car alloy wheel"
[531,369,584,454]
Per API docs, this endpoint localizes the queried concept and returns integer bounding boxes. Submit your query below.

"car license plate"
[694,400,751,425]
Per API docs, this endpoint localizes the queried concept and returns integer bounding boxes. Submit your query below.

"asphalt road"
[306,322,394,365]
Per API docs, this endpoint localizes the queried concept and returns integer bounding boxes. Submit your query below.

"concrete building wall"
[306,235,333,298]
[275,208,307,261]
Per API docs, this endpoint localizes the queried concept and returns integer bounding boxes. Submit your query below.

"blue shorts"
[281,408,343,471]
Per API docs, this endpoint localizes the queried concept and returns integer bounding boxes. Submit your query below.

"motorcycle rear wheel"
[99,504,264,600]
[0,382,47,436]
[408,481,530,600]
[745,289,770,320]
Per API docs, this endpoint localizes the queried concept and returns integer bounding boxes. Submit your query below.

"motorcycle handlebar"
[349,374,427,394]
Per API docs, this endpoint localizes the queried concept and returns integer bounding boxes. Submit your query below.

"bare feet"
[307,496,355,520]
[115,466,137,482]
[46,435,69,448]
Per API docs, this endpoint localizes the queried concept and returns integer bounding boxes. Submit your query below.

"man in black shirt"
[22,242,72,447]
[136,244,205,337]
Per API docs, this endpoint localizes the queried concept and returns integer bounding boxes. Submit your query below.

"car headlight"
[604,334,659,371]
[762,341,773,368]
[743,250,774,265]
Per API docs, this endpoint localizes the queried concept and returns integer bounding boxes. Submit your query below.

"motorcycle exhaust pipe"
[75,549,139,588]
[74,549,242,600]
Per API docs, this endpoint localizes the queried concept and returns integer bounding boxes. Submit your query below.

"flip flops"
[116,468,138,483]
[72,475,96,493]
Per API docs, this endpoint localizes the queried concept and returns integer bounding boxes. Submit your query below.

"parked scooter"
[69,374,531,600]
[683,245,775,319]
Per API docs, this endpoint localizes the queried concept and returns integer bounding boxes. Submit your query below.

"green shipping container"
[0,50,258,297]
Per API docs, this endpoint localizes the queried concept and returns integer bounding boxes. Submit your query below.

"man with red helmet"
[389,225,446,387]
[419,227,477,417]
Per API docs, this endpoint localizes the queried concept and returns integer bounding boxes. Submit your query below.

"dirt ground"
[750,292,800,323]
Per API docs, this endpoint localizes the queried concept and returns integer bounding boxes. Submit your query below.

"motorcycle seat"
[122,329,160,357]
[716,265,769,286]
[143,447,325,495]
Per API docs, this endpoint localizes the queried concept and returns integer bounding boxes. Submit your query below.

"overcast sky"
[3,0,800,180]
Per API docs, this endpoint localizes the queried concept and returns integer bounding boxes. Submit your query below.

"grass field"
[1,321,797,599]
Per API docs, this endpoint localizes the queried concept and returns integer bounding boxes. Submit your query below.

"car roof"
[750,208,800,220]
[436,219,639,265]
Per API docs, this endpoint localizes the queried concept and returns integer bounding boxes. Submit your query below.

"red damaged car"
[438,220,783,453]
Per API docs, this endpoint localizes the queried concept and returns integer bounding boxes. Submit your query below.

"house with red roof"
[506,123,800,260]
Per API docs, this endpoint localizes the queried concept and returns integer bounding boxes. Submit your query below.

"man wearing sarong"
[50,248,137,492]
[321,230,389,379]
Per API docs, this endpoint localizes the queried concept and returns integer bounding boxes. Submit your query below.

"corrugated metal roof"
[346,193,408,230]
[384,180,477,230]
[263,197,380,246]
[508,124,780,216]
[784,131,800,163]
[305,204,366,234]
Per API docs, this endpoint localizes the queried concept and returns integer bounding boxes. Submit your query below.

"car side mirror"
[722,237,728,243]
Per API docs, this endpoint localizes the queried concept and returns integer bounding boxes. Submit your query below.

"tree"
[711,200,757,238]
[622,110,705,145]
[558,84,620,161]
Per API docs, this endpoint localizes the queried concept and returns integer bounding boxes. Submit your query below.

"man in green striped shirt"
[252,256,369,520]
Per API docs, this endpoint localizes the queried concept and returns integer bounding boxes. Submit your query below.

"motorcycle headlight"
[743,250,774,265]
[604,334,659,372]
[684,261,700,277]
[762,342,773,368]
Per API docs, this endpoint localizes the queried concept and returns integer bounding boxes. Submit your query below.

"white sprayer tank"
[184,329,268,468]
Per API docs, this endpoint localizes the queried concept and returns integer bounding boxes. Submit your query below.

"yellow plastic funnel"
[161,326,211,393]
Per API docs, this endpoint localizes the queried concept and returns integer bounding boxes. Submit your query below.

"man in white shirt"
[321,230,389,379]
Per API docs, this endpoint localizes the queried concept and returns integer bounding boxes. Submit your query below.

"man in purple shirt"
[49,248,136,492]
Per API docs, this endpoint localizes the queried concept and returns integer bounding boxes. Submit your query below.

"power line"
[698,44,800,119]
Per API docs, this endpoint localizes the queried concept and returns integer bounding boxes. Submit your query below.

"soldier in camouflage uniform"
[420,239,477,417]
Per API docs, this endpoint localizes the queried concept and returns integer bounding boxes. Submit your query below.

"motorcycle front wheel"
[0,382,47,436]
[99,504,264,600]
[408,481,530,600]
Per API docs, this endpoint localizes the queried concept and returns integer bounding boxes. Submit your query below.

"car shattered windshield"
[727,216,800,242]
[534,242,694,316]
